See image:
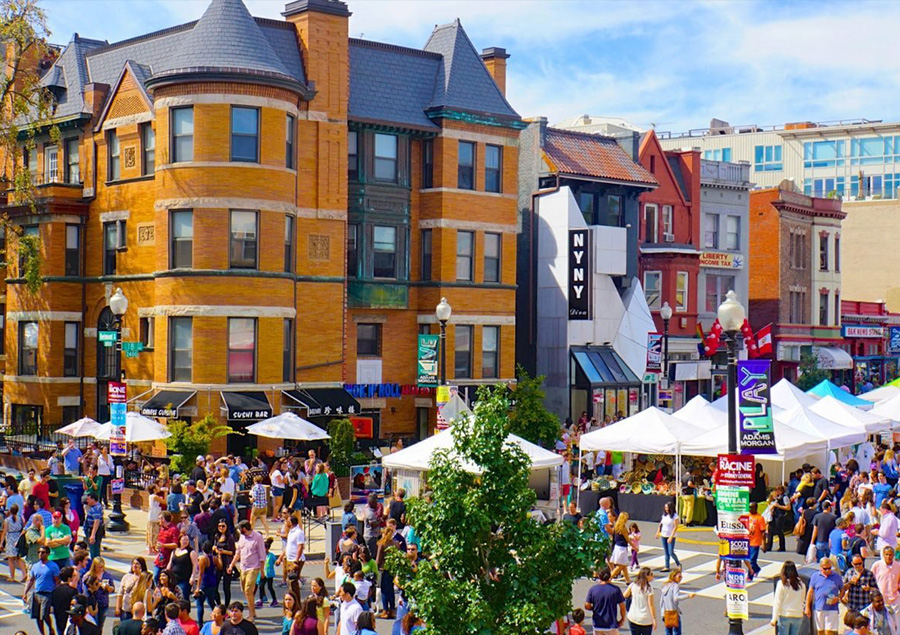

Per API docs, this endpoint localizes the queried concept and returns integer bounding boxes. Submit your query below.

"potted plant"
[326,418,355,501]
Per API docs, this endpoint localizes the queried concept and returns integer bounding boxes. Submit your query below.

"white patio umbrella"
[56,417,102,437]
[246,412,330,441]
[95,412,171,442]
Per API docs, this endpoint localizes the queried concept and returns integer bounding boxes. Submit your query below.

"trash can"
[236,491,251,523]
[62,481,85,526]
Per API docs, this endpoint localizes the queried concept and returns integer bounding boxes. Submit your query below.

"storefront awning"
[572,346,641,387]
[220,391,272,421]
[815,346,854,370]
[140,390,195,419]
[297,387,361,417]
[282,389,322,413]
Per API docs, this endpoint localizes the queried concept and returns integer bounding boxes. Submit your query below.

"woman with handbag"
[623,567,657,634]
[0,504,27,582]
[660,569,695,635]
[795,497,817,556]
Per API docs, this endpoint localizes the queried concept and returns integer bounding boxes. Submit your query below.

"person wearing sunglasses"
[805,557,843,635]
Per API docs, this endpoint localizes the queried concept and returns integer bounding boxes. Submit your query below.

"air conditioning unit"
[663,233,675,243]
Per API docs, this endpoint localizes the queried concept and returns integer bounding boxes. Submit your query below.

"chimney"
[481,47,510,97]
[83,83,110,120]
[283,0,350,120]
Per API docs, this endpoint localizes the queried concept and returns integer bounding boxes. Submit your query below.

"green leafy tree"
[1,0,57,291]
[388,385,607,635]
[508,365,560,448]
[795,351,831,391]
[164,414,231,475]
[326,418,355,477]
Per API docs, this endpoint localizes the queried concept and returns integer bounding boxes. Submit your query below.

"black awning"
[299,387,361,417]
[221,391,272,421]
[140,390,196,419]
[281,389,324,416]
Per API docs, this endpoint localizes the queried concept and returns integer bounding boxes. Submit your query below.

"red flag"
[756,323,773,356]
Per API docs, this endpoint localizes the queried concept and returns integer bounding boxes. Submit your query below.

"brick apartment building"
[749,184,846,381]
[1,0,521,452]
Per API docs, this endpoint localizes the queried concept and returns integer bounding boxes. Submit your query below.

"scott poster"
[736,359,776,454]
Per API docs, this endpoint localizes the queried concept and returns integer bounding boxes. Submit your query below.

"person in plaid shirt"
[249,476,269,537]
[842,555,878,613]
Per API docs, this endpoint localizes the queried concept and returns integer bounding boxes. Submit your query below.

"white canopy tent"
[672,396,719,430]
[809,395,892,435]
[771,378,820,410]
[580,407,707,454]
[859,385,900,403]
[382,428,563,474]
[56,417,102,437]
[871,393,900,425]
[679,412,830,460]
[246,412,330,441]
[94,412,172,442]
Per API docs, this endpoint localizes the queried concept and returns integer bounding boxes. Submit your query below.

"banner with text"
[108,381,127,456]
[736,359,777,454]
[568,229,592,320]
[417,334,440,387]
[646,333,662,373]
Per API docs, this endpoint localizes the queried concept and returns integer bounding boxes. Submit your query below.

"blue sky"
[42,0,900,133]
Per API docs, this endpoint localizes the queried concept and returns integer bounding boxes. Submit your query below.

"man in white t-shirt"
[336,582,363,635]
[278,515,305,580]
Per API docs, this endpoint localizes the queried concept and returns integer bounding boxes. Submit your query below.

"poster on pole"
[435,385,453,430]
[108,381,127,457]
[736,359,777,454]
[646,333,662,373]
[417,335,440,387]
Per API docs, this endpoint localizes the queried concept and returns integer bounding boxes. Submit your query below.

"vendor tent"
[871,393,900,423]
[771,379,820,410]
[859,385,900,403]
[579,407,707,454]
[94,412,172,442]
[246,412,330,441]
[672,396,719,430]
[382,428,563,473]
[889,377,900,388]
[809,396,891,434]
[56,417,102,437]
[807,380,872,408]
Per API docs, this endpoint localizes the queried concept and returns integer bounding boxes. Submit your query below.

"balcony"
[700,160,751,187]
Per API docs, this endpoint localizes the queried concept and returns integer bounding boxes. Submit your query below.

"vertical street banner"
[435,385,451,430]
[646,333,662,373]
[568,229,592,320]
[108,381,127,457]
[417,334,440,387]
[736,359,777,454]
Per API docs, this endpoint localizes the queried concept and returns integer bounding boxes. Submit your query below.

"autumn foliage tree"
[388,385,607,635]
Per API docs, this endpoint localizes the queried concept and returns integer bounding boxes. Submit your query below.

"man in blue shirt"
[584,568,625,633]
[805,557,843,635]
[61,439,83,476]
[5,483,24,515]
[873,472,893,509]
[84,492,105,559]
[26,498,54,531]
[24,545,60,635]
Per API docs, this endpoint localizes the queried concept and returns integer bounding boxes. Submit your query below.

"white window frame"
[662,205,673,236]
[676,271,689,312]
[643,270,661,309]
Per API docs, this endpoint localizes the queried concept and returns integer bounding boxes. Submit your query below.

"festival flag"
[756,323,773,356]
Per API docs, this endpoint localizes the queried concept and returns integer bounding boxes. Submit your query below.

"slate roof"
[667,156,690,202]
[39,0,516,132]
[349,40,441,130]
[543,128,657,186]
[159,0,294,81]
[422,20,518,120]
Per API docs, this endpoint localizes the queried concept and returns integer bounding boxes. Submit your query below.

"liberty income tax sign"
[716,453,755,487]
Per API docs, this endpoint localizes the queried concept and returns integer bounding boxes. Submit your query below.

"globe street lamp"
[716,289,746,635]
[435,297,452,386]
[107,287,129,532]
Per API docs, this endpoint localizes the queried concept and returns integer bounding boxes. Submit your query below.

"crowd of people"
[0,440,431,635]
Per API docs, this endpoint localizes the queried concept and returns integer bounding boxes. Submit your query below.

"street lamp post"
[717,289,746,635]
[660,301,673,383]
[107,287,129,532]
[435,297,452,386]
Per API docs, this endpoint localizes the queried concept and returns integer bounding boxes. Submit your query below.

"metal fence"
[0,423,94,456]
